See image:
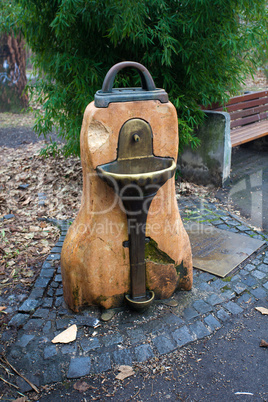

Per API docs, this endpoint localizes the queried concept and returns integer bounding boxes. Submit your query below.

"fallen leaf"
[0,306,7,311]
[115,365,135,380]
[51,324,77,344]
[260,339,268,347]
[73,380,90,392]
[255,307,268,315]
[11,397,27,402]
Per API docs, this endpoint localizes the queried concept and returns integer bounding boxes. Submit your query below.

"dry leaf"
[73,380,90,392]
[0,306,7,312]
[255,307,268,315]
[260,339,268,347]
[115,365,135,380]
[12,397,27,402]
[52,324,77,344]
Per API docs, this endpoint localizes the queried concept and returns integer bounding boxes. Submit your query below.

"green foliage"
[1,0,268,156]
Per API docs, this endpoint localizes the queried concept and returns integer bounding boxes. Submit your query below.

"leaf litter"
[0,140,82,325]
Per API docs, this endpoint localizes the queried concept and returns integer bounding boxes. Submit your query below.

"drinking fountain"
[61,62,193,312]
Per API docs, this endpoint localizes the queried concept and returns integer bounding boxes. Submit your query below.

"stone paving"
[1,195,268,392]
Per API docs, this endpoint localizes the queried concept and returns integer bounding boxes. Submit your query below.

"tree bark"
[0,33,28,112]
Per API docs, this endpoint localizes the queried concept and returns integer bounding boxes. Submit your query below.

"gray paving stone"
[111,348,132,365]
[126,328,146,344]
[55,296,64,307]
[43,321,52,334]
[23,318,44,331]
[56,318,77,330]
[32,308,50,319]
[198,272,214,282]
[211,279,226,290]
[92,352,111,373]
[56,288,64,296]
[29,288,45,299]
[47,253,61,261]
[237,293,254,305]
[60,344,77,355]
[193,300,212,314]
[224,301,243,315]
[34,276,51,288]
[251,270,266,280]
[54,274,62,282]
[231,274,241,282]
[198,282,212,292]
[258,263,268,273]
[134,344,154,362]
[8,313,30,327]
[204,315,221,331]
[252,234,264,240]
[216,308,230,321]
[76,316,99,328]
[263,281,268,290]
[67,357,91,379]
[221,289,236,300]
[16,334,35,348]
[216,223,230,230]
[42,298,53,308]
[189,321,211,340]
[17,374,40,393]
[243,264,256,272]
[143,318,166,335]
[47,288,54,297]
[206,293,224,306]
[102,333,123,347]
[39,268,55,278]
[233,283,247,295]
[250,287,267,299]
[172,325,194,347]
[162,313,184,327]
[19,299,40,313]
[51,246,62,253]
[42,261,52,269]
[42,362,63,384]
[183,307,199,321]
[4,214,15,219]
[152,334,176,355]
[251,258,262,265]
[80,337,100,352]
[44,345,57,359]
[241,275,258,287]
[236,224,250,231]
[263,257,268,264]
[51,281,59,288]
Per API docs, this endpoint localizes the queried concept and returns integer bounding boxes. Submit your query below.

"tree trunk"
[0,33,28,112]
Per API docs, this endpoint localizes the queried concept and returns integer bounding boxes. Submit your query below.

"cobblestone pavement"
[1,195,267,393]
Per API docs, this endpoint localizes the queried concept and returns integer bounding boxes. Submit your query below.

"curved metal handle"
[101,61,156,93]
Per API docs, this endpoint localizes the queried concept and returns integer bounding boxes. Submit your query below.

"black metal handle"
[101,61,156,93]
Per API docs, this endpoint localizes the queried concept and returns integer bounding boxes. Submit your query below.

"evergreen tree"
[1,0,267,155]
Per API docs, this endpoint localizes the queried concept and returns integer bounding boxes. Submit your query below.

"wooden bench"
[204,90,268,147]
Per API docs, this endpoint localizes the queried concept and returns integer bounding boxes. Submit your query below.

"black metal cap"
[94,62,168,108]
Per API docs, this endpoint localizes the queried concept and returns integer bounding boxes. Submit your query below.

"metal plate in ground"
[185,222,265,277]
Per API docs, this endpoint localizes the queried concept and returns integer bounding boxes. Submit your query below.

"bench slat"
[231,104,268,120]
[231,120,268,146]
[223,90,268,105]
[203,90,268,110]
[216,97,268,113]
[231,111,268,128]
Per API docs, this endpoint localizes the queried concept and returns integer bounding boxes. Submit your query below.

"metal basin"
[96,156,176,197]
